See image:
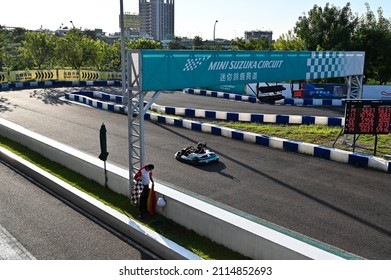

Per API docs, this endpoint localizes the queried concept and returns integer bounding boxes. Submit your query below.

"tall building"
[139,0,174,41]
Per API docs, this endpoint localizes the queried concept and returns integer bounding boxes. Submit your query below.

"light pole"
[70,20,75,29]
[119,0,126,105]
[213,20,218,45]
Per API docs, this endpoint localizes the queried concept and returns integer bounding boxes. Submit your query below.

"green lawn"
[211,122,391,158]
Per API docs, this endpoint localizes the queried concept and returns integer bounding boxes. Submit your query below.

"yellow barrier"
[100,71,122,80]
[33,70,57,81]
[2,69,121,83]
[9,71,34,82]
[80,70,100,81]
[0,72,8,83]
[9,70,57,82]
[58,69,80,81]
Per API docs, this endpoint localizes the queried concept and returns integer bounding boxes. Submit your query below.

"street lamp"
[213,20,218,45]
[119,0,126,105]
[70,20,75,29]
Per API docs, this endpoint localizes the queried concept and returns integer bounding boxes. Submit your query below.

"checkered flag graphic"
[130,180,144,205]
[306,52,346,80]
[183,56,211,71]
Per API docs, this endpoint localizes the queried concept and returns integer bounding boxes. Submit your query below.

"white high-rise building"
[139,0,174,41]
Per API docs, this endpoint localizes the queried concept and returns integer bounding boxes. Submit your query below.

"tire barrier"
[64,91,391,174]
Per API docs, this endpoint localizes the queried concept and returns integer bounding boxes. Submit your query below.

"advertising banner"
[9,70,34,82]
[9,70,57,82]
[58,69,100,81]
[58,69,80,81]
[100,71,122,81]
[363,85,391,100]
[140,50,365,91]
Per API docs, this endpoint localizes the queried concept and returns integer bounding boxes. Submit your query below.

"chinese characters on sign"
[344,100,391,135]
[219,72,258,83]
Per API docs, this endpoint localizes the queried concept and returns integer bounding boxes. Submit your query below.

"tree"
[192,36,203,49]
[55,28,100,69]
[0,26,27,70]
[273,30,306,51]
[9,27,27,44]
[352,3,391,84]
[231,37,273,50]
[168,37,184,49]
[294,2,358,50]
[79,36,100,68]
[55,29,84,69]
[20,31,56,69]
[0,26,7,70]
[126,38,162,49]
[104,39,121,70]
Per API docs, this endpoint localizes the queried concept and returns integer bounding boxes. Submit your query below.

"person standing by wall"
[138,164,155,219]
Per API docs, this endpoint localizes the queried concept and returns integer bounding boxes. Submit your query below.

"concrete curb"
[64,91,391,174]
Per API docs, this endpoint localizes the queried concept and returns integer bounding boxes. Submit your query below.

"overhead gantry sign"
[126,50,365,191]
[138,50,365,90]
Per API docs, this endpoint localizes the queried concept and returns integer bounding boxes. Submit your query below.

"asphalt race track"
[0,87,390,259]
[0,158,157,260]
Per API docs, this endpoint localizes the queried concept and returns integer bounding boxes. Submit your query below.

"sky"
[1,0,390,40]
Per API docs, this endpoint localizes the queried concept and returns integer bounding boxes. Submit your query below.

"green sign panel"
[140,50,365,91]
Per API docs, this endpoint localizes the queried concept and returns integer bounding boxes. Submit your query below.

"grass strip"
[211,122,391,158]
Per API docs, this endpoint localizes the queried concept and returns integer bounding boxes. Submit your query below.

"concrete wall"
[0,118,358,260]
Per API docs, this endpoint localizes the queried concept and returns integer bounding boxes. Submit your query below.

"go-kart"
[175,142,219,165]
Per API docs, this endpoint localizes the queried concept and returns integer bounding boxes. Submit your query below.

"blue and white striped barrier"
[66,91,344,127]
[184,88,258,103]
[64,91,391,174]
[65,92,127,114]
[183,88,345,107]
[150,104,344,126]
